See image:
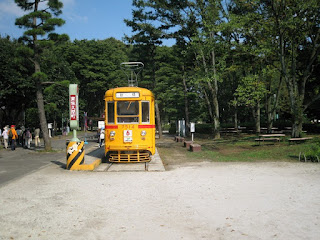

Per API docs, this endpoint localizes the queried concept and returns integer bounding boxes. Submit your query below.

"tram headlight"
[110,131,116,137]
[141,130,147,136]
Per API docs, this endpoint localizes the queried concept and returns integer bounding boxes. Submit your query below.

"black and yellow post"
[66,141,85,170]
[66,84,101,171]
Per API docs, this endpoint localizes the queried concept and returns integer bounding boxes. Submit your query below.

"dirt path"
[0,160,320,240]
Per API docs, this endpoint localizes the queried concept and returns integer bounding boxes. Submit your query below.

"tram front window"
[117,101,139,123]
[142,101,150,123]
[107,102,115,124]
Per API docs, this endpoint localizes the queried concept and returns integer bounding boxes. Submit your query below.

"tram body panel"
[104,87,155,162]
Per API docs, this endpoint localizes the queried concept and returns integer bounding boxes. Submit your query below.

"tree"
[125,0,166,138]
[61,38,129,118]
[234,74,268,133]
[15,0,67,150]
[0,36,34,127]
[265,0,320,137]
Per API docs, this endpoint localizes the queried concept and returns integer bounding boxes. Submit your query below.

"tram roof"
[105,86,154,98]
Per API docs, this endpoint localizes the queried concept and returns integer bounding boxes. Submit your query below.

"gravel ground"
[0,161,320,240]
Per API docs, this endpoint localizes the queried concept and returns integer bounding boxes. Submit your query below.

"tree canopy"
[1,0,319,138]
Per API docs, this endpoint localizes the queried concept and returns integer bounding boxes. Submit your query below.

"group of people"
[0,125,41,151]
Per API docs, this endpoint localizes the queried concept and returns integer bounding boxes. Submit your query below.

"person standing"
[16,128,21,145]
[9,125,18,151]
[20,126,25,146]
[25,128,32,149]
[34,128,41,147]
[99,128,105,148]
[2,127,8,149]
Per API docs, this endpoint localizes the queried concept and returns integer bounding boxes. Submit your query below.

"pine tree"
[15,0,67,150]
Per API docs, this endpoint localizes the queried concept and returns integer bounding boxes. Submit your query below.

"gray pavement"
[0,132,164,187]
[0,132,98,187]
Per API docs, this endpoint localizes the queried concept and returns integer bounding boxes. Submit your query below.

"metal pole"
[84,112,88,144]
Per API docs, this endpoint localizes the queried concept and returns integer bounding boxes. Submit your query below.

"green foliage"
[32,71,48,82]
[169,123,176,134]
[305,138,320,161]
[1,0,319,133]
[0,36,35,125]
[59,38,129,117]
[194,124,214,134]
[235,74,268,107]
[25,107,40,127]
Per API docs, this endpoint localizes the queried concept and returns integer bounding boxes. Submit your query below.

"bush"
[303,123,320,133]
[195,123,213,134]
[305,137,320,161]
[169,123,176,134]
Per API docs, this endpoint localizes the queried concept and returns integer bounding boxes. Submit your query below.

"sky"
[0,0,136,42]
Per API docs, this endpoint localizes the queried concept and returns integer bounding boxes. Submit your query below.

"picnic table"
[255,134,286,145]
[220,128,239,135]
[289,137,313,144]
[260,127,279,133]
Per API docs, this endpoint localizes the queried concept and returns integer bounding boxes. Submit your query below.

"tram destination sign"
[116,92,140,98]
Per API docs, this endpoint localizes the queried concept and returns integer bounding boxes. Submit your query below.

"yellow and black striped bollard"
[66,141,85,170]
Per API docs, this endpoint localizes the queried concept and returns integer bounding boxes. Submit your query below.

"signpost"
[48,123,53,138]
[190,122,195,142]
[69,84,80,142]
[84,112,88,144]
[178,119,186,137]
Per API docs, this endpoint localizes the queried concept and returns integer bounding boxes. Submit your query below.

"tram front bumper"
[105,145,152,163]
[106,144,149,151]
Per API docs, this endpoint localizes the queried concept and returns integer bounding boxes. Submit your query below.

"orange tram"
[104,71,155,162]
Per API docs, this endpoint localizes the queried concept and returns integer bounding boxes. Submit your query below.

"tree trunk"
[211,45,220,139]
[291,103,303,138]
[233,98,238,130]
[35,61,51,151]
[253,101,261,134]
[277,18,320,138]
[202,87,213,122]
[182,65,190,136]
[266,94,273,133]
[32,0,51,150]
[155,101,162,139]
[266,76,283,133]
[200,47,220,139]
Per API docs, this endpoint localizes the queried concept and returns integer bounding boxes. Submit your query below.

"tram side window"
[142,101,150,123]
[107,102,115,124]
[117,101,139,123]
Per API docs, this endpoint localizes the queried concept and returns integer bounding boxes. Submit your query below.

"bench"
[289,137,313,144]
[184,141,193,149]
[190,144,201,152]
[255,138,280,143]
[220,130,238,135]
[255,134,286,145]
[175,136,185,142]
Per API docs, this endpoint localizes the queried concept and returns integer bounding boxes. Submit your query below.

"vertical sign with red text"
[70,95,77,120]
[69,84,79,129]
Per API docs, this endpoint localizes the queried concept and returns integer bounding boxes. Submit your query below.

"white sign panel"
[123,130,133,142]
[190,122,195,133]
[116,92,140,98]
[98,121,105,129]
